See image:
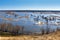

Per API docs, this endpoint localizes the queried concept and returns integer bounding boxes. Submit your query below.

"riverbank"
[0,31,60,40]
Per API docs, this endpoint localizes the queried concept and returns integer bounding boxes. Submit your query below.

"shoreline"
[0,31,60,40]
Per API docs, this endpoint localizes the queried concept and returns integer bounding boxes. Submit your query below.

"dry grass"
[0,31,60,40]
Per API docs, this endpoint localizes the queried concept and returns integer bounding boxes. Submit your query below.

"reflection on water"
[0,11,60,34]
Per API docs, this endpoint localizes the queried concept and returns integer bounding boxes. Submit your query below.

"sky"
[0,0,60,10]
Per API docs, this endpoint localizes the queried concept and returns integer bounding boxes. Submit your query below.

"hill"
[0,31,60,40]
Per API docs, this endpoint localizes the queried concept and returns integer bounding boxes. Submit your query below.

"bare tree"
[42,16,49,34]
[15,25,20,34]
[0,23,6,31]
[44,17,49,34]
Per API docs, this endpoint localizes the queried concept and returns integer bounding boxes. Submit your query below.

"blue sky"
[0,0,60,10]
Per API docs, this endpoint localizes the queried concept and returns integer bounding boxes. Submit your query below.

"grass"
[0,31,21,37]
[0,31,60,40]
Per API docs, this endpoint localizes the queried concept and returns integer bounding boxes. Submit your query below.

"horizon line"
[0,10,60,12]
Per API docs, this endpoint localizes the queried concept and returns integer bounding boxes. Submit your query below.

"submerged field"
[0,12,60,34]
[0,11,60,40]
[0,31,60,40]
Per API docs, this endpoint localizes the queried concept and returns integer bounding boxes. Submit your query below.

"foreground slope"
[0,31,60,40]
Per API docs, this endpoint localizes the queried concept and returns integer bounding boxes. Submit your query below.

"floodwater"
[0,12,60,34]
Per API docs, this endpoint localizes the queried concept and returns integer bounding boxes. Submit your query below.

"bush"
[0,23,24,35]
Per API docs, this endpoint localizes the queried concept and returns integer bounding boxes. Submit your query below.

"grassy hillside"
[0,31,60,40]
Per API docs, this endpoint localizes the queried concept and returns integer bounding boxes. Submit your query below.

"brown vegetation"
[0,31,60,40]
[0,23,24,35]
